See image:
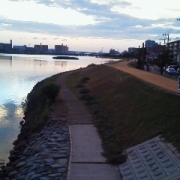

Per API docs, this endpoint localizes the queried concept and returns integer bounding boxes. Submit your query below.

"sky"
[0,0,180,52]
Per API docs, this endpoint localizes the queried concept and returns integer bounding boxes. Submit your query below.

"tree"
[136,47,147,69]
[154,49,172,75]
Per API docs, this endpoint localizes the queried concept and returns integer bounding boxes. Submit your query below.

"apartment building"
[167,40,180,64]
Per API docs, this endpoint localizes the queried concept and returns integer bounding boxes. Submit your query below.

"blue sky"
[0,0,180,52]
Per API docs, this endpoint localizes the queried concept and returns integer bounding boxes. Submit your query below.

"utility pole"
[159,38,166,45]
[163,33,170,44]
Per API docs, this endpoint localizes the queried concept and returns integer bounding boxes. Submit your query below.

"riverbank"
[2,59,180,179]
[1,115,69,180]
[0,75,69,180]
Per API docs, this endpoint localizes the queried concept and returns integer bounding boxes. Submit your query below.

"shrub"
[79,88,90,94]
[41,82,60,102]
[80,77,90,84]
[22,79,60,133]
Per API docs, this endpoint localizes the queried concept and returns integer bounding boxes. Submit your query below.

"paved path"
[56,72,121,180]
[108,60,178,93]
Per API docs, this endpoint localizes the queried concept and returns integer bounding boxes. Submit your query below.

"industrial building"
[55,44,69,54]
[34,44,48,54]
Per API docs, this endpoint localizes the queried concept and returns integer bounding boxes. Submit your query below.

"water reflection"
[0,56,13,70]
[54,61,67,66]
[0,101,23,162]
[0,54,68,163]
[0,54,116,163]
[0,102,21,125]
[33,59,48,67]
[0,105,8,125]
[0,55,12,60]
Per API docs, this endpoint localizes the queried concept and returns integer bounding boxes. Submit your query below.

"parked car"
[168,65,179,71]
[165,68,179,75]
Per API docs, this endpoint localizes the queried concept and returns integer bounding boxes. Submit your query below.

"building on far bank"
[34,44,48,54]
[13,45,27,53]
[55,44,69,54]
[0,40,12,53]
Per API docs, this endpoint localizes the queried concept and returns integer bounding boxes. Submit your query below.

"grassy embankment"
[21,75,60,134]
[66,61,180,164]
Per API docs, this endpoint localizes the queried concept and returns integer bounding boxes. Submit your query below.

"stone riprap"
[0,115,69,180]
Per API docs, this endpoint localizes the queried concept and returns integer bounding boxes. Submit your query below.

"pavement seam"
[71,162,108,164]
[67,123,72,180]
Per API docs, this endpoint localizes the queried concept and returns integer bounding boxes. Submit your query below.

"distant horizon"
[0,37,140,53]
[1,39,130,53]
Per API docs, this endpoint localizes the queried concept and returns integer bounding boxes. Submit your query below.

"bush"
[41,82,60,102]
[79,88,90,94]
[22,79,60,133]
[80,77,90,84]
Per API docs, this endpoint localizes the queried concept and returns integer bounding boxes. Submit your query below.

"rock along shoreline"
[0,113,70,180]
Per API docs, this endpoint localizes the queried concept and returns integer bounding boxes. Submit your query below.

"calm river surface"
[0,54,114,163]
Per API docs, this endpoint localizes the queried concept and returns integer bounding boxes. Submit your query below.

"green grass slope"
[67,64,180,164]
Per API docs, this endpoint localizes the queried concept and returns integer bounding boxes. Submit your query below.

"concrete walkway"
[57,72,121,180]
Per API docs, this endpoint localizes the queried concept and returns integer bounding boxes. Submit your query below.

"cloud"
[111,0,180,20]
[1,0,97,26]
[3,0,180,47]
[33,37,48,41]
[90,0,132,7]
[0,14,177,42]
[2,23,12,27]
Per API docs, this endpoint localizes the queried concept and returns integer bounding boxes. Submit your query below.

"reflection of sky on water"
[0,55,63,163]
[0,54,114,163]
[0,102,23,162]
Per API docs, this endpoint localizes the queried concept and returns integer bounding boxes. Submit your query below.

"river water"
[0,54,114,163]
